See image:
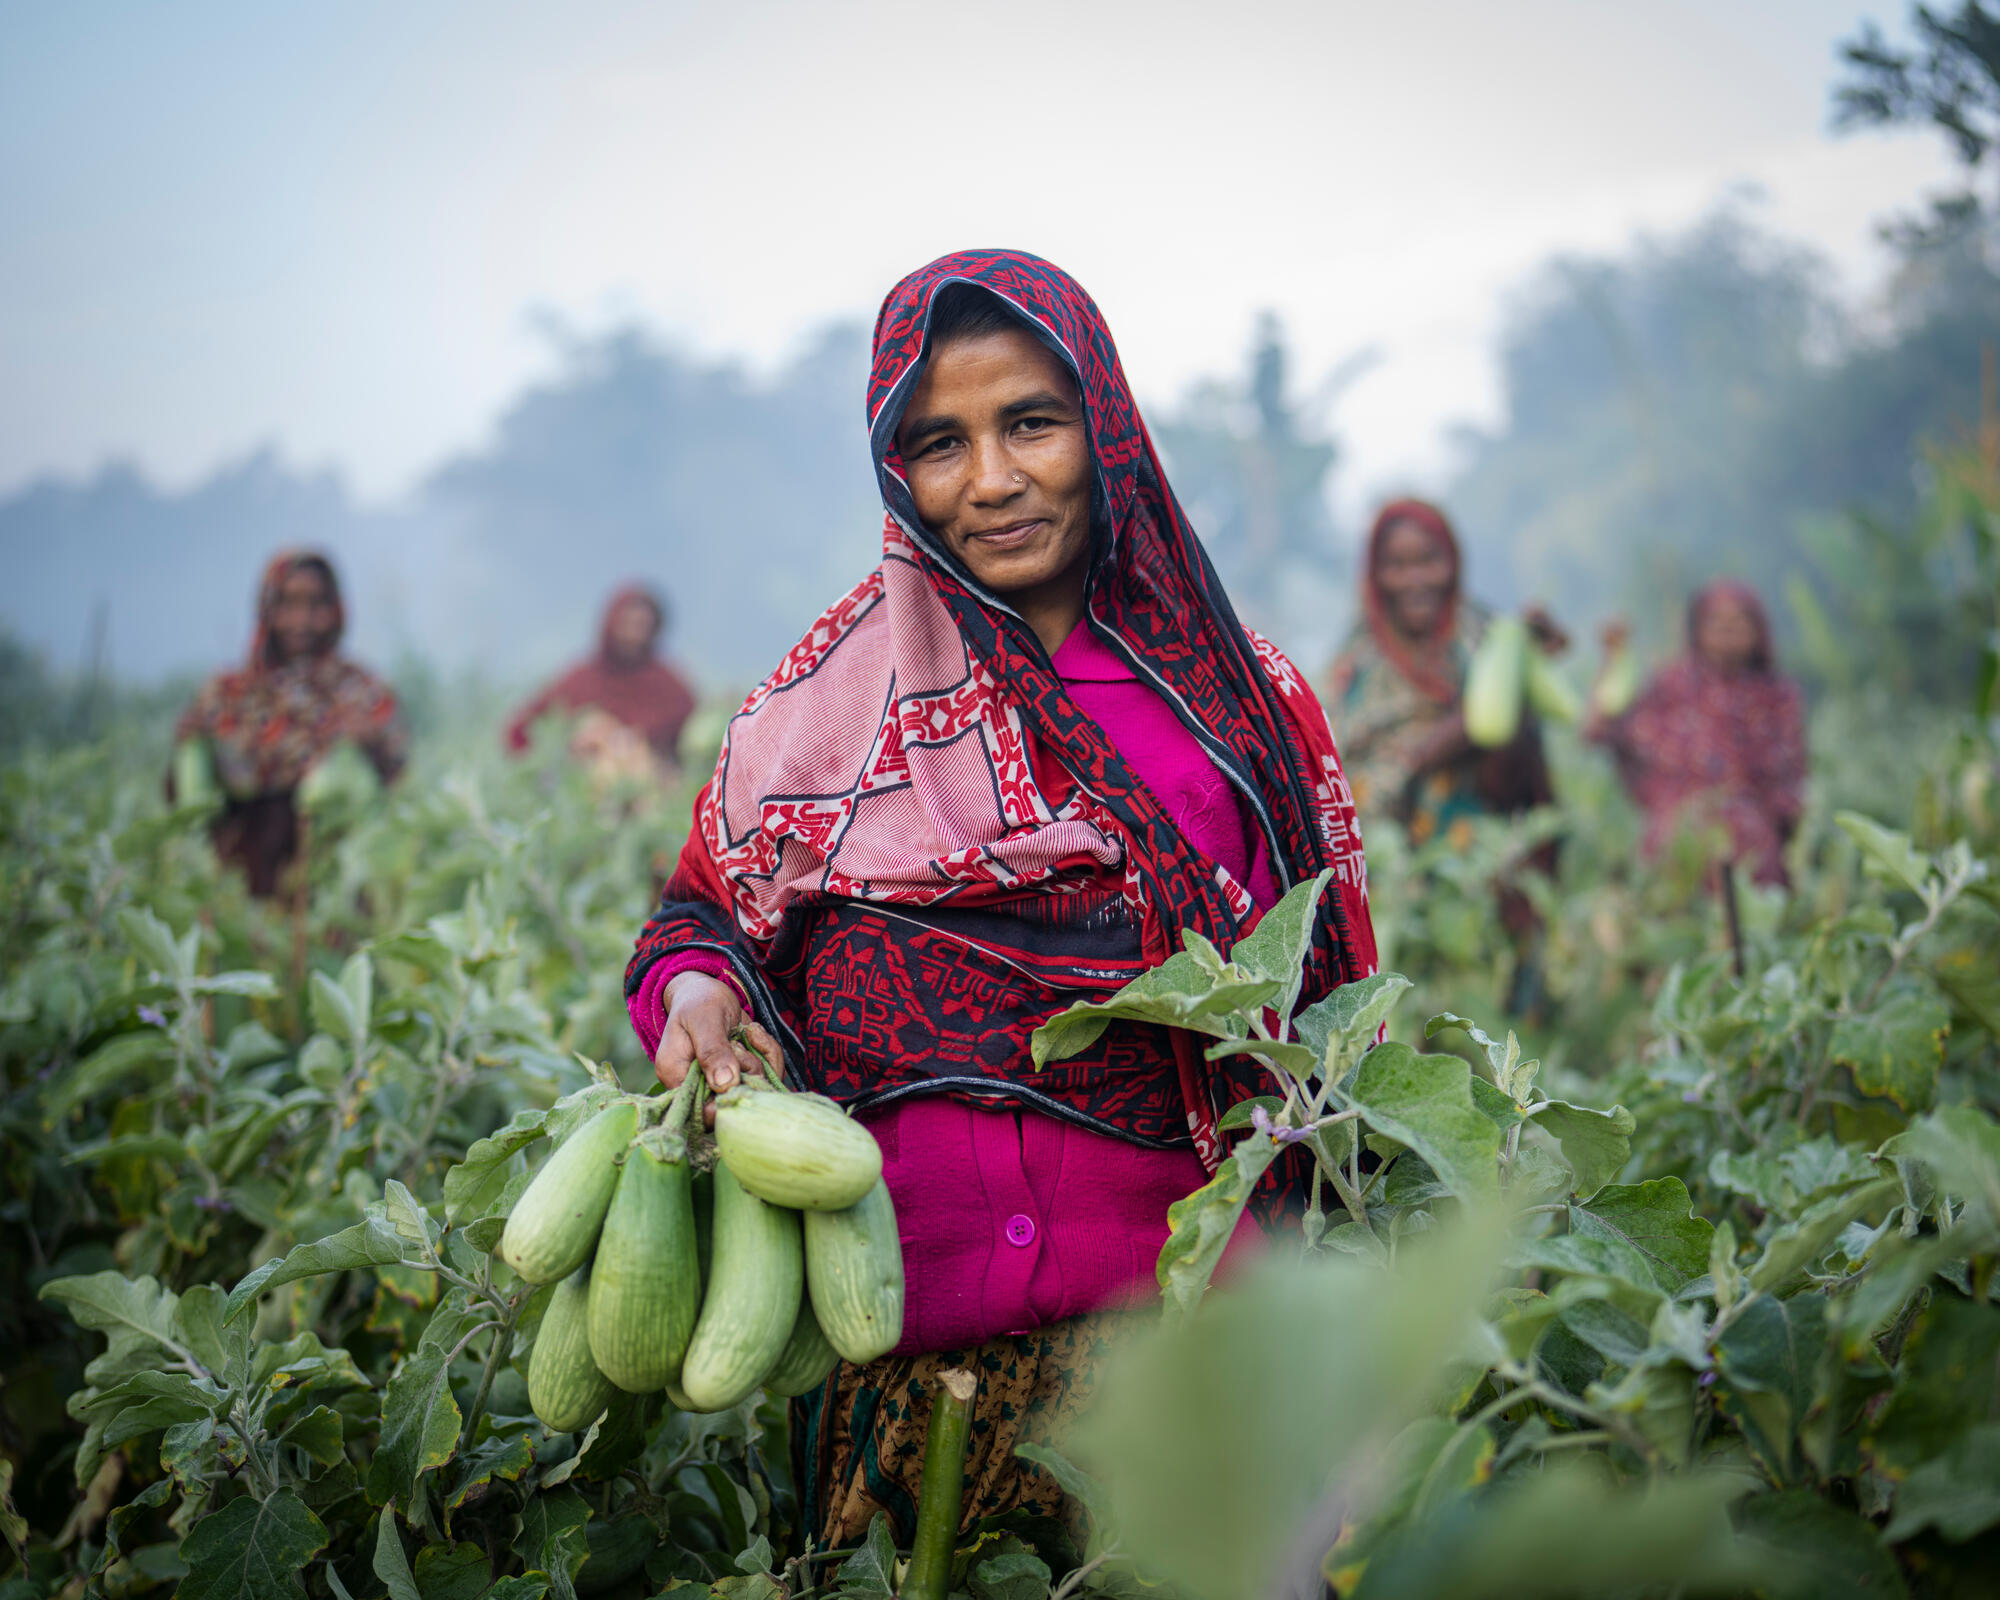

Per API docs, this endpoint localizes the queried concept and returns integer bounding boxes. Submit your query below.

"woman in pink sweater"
[627,252,1375,1549]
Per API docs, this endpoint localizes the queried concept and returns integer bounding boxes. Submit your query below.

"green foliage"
[1030,795,2000,1597]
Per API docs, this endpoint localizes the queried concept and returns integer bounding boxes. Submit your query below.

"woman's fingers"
[653,1022,693,1090]
[734,1020,786,1084]
[681,1002,743,1095]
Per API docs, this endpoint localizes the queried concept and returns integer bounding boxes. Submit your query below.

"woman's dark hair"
[927,282,1027,348]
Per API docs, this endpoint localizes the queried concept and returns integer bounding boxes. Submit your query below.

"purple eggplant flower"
[138,1005,168,1028]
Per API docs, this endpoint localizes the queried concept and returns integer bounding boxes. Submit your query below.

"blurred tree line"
[5,2,1998,726]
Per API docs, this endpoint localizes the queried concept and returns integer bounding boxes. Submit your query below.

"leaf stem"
[459,1295,525,1454]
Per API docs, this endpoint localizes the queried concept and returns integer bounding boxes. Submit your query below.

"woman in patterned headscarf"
[1322,499,1560,848]
[626,252,1377,1549]
[172,551,406,896]
[1590,580,1806,886]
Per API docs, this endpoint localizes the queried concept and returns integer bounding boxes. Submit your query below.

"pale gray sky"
[0,0,1957,514]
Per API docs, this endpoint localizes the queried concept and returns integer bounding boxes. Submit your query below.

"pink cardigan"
[629,621,1269,1352]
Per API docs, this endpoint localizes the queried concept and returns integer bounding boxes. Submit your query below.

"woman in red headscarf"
[625,253,1376,1549]
[1589,580,1806,886]
[172,551,407,896]
[504,584,697,778]
[1322,499,1560,847]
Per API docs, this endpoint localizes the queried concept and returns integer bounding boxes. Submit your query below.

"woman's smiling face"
[897,324,1094,622]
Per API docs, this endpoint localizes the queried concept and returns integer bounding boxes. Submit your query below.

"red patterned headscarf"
[635,251,1376,1164]
[1360,498,1463,705]
[676,252,1370,978]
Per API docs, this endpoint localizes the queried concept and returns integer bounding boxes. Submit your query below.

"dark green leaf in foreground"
[1734,1487,1909,1599]
[1715,1294,1827,1479]
[177,1490,329,1600]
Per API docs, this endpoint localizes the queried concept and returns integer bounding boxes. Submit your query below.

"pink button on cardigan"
[629,620,1268,1353]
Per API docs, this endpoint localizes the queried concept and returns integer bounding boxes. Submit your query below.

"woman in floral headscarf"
[625,252,1376,1549]
[172,551,406,896]
[1322,499,1560,848]
[1590,580,1806,886]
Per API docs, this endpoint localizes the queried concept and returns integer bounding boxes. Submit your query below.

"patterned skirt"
[792,1311,1138,1551]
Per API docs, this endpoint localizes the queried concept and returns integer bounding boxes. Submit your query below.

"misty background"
[3,1,1996,708]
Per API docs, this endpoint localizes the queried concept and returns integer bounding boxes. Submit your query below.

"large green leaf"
[1155,1134,1279,1319]
[1731,1489,1908,1600]
[1883,1423,2000,1543]
[1834,812,1934,897]
[119,906,191,984]
[1081,1222,1505,1600]
[373,1507,422,1600]
[225,1217,427,1324]
[967,1550,1052,1600]
[1866,1295,2000,1479]
[1343,1465,1764,1599]
[441,1105,550,1225]
[1508,1234,1662,1300]
[1899,1106,2000,1231]
[1829,986,1950,1111]
[1297,971,1413,1069]
[413,1542,490,1600]
[830,1513,898,1597]
[310,971,361,1045]
[80,1372,226,1448]
[1715,1295,1826,1481]
[175,1283,251,1385]
[44,1030,171,1120]
[177,1490,329,1600]
[1225,868,1332,1020]
[1530,1101,1635,1199]
[365,1291,488,1511]
[1031,952,1276,1068]
[515,1487,591,1600]
[1569,1179,1712,1295]
[1347,1043,1500,1200]
[1748,1181,1896,1293]
[39,1271,187,1389]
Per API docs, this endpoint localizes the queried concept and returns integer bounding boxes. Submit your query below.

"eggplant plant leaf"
[1346,1043,1500,1200]
[176,1489,328,1600]
[1532,1100,1637,1200]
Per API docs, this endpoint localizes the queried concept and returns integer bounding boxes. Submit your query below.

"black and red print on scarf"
[631,250,1374,1163]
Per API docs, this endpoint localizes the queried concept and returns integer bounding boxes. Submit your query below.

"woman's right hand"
[654,972,784,1123]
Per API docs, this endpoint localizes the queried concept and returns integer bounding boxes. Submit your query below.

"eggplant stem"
[900,1367,977,1600]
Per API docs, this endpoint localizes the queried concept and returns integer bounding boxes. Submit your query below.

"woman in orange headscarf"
[172,551,407,896]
